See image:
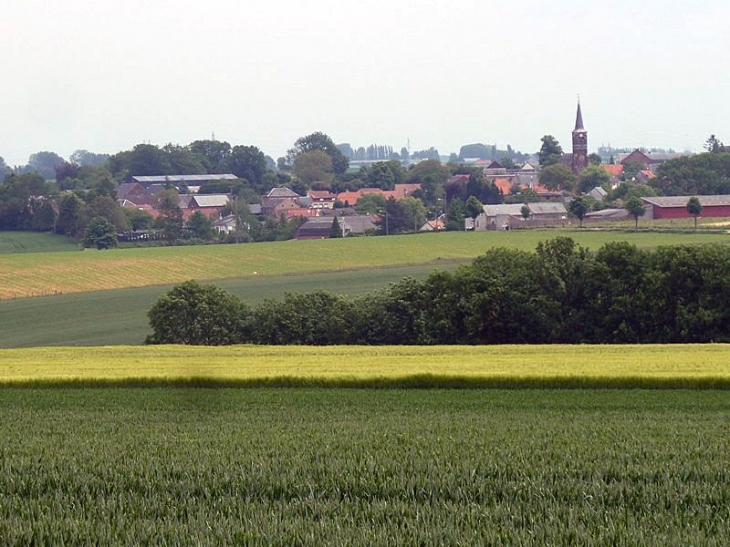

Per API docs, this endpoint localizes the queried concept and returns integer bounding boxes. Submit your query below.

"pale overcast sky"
[1,0,728,166]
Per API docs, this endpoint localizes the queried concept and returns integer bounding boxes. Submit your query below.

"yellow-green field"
[3,344,730,388]
[1,230,728,300]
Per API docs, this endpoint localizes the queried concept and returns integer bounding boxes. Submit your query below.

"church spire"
[574,100,584,131]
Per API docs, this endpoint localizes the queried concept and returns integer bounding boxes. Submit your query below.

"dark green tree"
[155,188,184,240]
[625,196,646,229]
[704,134,724,153]
[578,165,611,194]
[146,280,251,345]
[288,132,349,176]
[539,164,576,192]
[568,196,589,228]
[186,211,215,240]
[355,193,387,215]
[588,153,602,165]
[83,217,118,249]
[330,216,343,238]
[520,205,530,220]
[686,196,702,230]
[56,193,85,236]
[465,195,483,220]
[539,135,563,166]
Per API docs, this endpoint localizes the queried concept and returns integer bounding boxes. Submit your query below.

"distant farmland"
[1,229,727,300]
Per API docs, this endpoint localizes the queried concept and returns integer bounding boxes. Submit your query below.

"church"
[561,101,588,174]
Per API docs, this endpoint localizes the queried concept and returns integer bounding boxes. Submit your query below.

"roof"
[265,187,301,198]
[493,177,515,195]
[585,208,630,220]
[213,214,237,227]
[483,204,525,217]
[192,194,230,207]
[342,215,377,233]
[601,164,625,177]
[574,101,585,131]
[336,191,362,205]
[132,174,238,184]
[528,202,567,215]
[309,190,337,200]
[641,195,730,208]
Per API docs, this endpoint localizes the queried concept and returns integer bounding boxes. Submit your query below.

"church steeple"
[571,99,588,174]
[574,101,584,131]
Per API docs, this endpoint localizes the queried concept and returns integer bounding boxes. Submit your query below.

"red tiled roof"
[493,177,514,195]
[602,164,625,177]
[639,169,656,179]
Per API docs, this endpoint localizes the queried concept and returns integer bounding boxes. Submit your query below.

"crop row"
[1,389,728,545]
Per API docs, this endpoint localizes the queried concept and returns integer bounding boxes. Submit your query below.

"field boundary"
[3,373,730,390]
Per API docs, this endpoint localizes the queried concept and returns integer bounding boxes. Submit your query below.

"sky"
[2,0,729,166]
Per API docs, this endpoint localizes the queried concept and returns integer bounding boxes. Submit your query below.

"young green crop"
[0,388,728,544]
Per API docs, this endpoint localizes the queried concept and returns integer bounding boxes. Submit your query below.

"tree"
[538,164,576,192]
[330,216,343,238]
[83,217,118,249]
[227,145,267,186]
[446,197,466,231]
[539,135,563,166]
[123,207,154,231]
[520,205,531,220]
[399,196,427,231]
[27,151,65,180]
[155,188,184,240]
[625,196,646,229]
[686,196,702,230]
[465,195,483,220]
[83,195,130,232]
[622,160,644,182]
[577,165,611,194]
[292,150,334,188]
[568,196,589,228]
[0,156,11,177]
[376,198,409,235]
[56,193,85,236]
[704,134,724,153]
[146,280,251,345]
[69,149,110,167]
[288,132,349,176]
[588,153,602,165]
[186,211,215,240]
[188,140,232,173]
[355,193,387,215]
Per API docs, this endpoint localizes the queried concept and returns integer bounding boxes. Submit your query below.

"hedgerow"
[147,237,730,345]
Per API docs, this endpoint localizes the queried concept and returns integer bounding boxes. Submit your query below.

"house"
[213,214,237,234]
[182,194,231,220]
[341,215,377,235]
[641,195,730,220]
[308,190,337,209]
[472,202,568,230]
[588,186,607,201]
[420,218,446,231]
[618,150,690,173]
[601,164,625,179]
[295,217,336,239]
[261,187,304,217]
[335,184,422,208]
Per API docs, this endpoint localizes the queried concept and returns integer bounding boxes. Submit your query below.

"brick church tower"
[571,101,588,174]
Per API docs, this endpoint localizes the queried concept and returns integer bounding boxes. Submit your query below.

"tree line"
[147,238,730,346]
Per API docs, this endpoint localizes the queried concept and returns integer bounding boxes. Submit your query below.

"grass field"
[1,229,728,300]
[0,263,457,348]
[0,231,78,254]
[1,388,728,544]
[2,344,730,388]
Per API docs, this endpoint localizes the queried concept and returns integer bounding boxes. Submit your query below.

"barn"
[641,196,730,220]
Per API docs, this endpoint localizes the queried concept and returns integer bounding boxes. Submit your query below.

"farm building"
[470,202,568,230]
[641,195,730,220]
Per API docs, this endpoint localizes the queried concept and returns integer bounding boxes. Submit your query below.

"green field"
[2,229,729,347]
[0,263,455,347]
[2,344,729,388]
[1,388,728,544]
[0,231,79,254]
[1,230,727,300]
